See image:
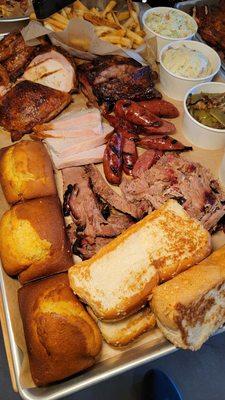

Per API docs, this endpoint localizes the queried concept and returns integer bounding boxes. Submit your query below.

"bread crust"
[18,273,102,386]
[88,306,156,347]
[0,141,57,204]
[69,200,211,321]
[0,196,73,283]
[151,245,225,350]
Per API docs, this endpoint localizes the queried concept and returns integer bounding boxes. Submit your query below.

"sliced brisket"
[85,164,140,218]
[62,166,134,259]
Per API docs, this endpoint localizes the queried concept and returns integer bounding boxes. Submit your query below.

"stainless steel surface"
[175,0,225,72]
[0,15,29,22]
[1,261,225,400]
[0,19,29,35]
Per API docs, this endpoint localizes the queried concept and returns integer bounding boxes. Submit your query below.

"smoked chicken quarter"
[0,81,72,141]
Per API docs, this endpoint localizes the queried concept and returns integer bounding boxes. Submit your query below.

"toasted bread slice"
[88,306,156,347]
[69,200,211,321]
[151,245,225,350]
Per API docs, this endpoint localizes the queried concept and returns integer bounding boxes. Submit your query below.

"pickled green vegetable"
[209,109,225,128]
[187,91,225,129]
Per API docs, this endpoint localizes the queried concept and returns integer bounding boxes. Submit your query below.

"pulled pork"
[120,153,225,232]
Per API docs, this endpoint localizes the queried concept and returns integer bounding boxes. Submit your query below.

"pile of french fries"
[30,0,146,51]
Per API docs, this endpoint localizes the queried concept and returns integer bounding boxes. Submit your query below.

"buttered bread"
[69,200,211,321]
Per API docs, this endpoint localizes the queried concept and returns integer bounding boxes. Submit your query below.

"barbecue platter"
[1,0,225,397]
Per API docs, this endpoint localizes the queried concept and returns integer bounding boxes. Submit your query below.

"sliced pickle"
[193,110,221,128]
[209,109,225,128]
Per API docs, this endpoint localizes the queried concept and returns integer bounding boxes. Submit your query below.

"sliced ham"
[51,145,106,169]
[23,49,77,93]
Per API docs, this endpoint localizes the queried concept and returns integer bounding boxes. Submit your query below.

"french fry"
[60,8,68,19]
[83,13,119,29]
[101,34,133,48]
[51,12,69,25]
[135,29,146,37]
[45,17,67,30]
[117,11,129,21]
[64,6,72,18]
[122,16,136,29]
[131,10,140,30]
[126,28,144,45]
[43,21,62,32]
[73,0,88,12]
[95,26,114,36]
[106,12,115,23]
[69,37,90,51]
[30,12,37,20]
[102,0,117,17]
[127,0,135,14]
[112,11,121,27]
[90,7,101,16]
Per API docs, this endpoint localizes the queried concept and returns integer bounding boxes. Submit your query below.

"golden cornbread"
[18,274,102,386]
[0,196,73,283]
[0,211,51,275]
[0,141,57,204]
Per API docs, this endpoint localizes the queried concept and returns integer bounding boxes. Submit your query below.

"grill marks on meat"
[0,80,72,141]
[62,165,135,259]
[120,153,225,232]
[78,55,161,112]
[0,32,47,82]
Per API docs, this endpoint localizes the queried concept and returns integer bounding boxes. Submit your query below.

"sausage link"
[114,100,162,127]
[139,100,179,118]
[103,132,123,185]
[137,135,192,151]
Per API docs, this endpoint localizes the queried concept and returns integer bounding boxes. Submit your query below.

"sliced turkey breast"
[23,48,77,93]
[31,122,113,139]
[45,133,107,156]
[33,108,102,132]
[51,145,106,169]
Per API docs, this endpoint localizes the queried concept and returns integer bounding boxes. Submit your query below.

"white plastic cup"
[159,40,221,101]
[183,82,225,150]
[142,7,197,61]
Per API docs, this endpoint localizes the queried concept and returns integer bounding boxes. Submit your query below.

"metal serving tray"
[0,16,29,22]
[0,266,176,400]
[175,0,225,72]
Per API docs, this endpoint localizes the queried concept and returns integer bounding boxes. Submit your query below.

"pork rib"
[78,55,161,112]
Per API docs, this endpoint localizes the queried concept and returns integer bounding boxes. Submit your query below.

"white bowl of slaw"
[142,7,198,61]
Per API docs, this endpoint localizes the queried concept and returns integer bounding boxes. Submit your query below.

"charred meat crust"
[77,55,161,112]
[0,32,48,82]
[63,165,135,259]
[0,80,72,141]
